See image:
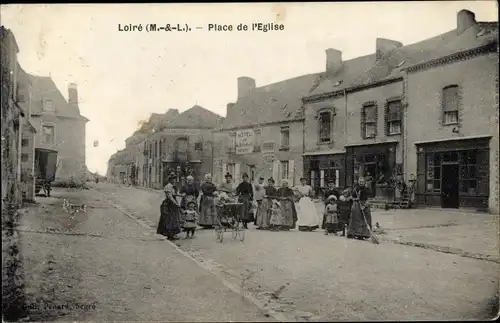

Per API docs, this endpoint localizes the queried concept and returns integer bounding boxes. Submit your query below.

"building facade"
[27,75,89,183]
[213,75,318,187]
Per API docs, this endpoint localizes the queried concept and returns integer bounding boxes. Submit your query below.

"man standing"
[253,177,265,225]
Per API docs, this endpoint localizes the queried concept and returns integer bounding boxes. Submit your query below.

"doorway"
[363,163,377,197]
[441,163,459,208]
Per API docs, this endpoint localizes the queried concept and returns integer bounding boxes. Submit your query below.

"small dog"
[62,199,87,215]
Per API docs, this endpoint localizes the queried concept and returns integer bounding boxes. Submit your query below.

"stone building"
[302,9,498,212]
[143,105,223,189]
[28,74,89,183]
[212,75,319,187]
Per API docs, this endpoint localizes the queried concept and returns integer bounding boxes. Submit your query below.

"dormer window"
[319,110,333,143]
[442,85,459,125]
[42,99,54,112]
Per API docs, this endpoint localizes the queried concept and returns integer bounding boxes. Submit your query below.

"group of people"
[156,171,373,241]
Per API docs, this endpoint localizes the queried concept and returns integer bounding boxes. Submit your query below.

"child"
[337,188,353,237]
[181,201,198,239]
[324,195,341,235]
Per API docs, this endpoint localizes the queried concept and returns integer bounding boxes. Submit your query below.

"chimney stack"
[237,77,256,100]
[325,48,343,75]
[226,103,235,118]
[68,83,78,106]
[457,9,477,35]
[376,38,403,60]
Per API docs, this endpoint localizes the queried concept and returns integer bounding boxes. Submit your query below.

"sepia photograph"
[1,1,499,322]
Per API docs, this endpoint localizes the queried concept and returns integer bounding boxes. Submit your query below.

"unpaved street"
[19,187,274,322]
[89,182,499,321]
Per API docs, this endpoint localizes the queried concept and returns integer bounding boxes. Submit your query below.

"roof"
[305,20,498,100]
[222,73,320,129]
[27,73,89,121]
[164,105,224,129]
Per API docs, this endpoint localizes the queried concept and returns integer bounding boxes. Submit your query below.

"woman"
[256,177,277,230]
[198,173,218,229]
[347,178,373,240]
[236,173,254,229]
[179,175,199,210]
[295,178,320,232]
[219,173,234,194]
[157,186,182,240]
[272,179,297,231]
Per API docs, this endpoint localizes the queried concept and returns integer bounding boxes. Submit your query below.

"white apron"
[294,185,321,227]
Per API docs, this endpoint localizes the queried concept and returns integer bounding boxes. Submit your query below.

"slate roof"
[222,73,321,129]
[26,73,89,121]
[164,105,224,129]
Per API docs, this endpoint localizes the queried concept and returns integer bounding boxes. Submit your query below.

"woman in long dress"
[236,173,254,229]
[271,179,296,231]
[256,177,277,230]
[157,186,182,240]
[198,173,218,229]
[295,178,320,232]
[179,175,199,210]
[347,178,373,240]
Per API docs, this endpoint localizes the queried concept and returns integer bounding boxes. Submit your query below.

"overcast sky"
[1,2,497,175]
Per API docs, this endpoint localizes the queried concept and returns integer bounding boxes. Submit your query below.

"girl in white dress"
[294,178,321,232]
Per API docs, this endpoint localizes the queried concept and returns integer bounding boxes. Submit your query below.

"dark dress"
[180,183,200,209]
[236,182,254,223]
[322,188,340,229]
[256,186,278,229]
[276,187,297,230]
[347,185,372,239]
[157,197,182,240]
[337,197,352,227]
[199,182,217,227]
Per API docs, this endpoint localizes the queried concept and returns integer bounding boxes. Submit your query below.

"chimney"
[68,83,78,106]
[376,38,403,60]
[237,77,256,99]
[457,9,477,35]
[325,48,342,75]
[226,102,235,117]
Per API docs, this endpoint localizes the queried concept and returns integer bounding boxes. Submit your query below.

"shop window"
[319,111,332,143]
[426,152,441,192]
[253,129,261,152]
[280,126,290,150]
[385,99,402,135]
[442,85,459,125]
[459,150,478,194]
[361,103,377,139]
[194,142,203,151]
[42,125,55,144]
[280,160,289,179]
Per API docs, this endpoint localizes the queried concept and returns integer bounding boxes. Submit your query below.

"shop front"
[345,141,400,201]
[415,137,490,210]
[303,150,345,198]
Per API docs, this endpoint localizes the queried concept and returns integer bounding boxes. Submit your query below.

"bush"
[51,179,89,190]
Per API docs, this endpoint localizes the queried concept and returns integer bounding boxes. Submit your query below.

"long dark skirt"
[256,198,272,229]
[199,195,217,227]
[157,199,182,239]
[273,199,296,230]
[337,200,352,226]
[347,201,372,239]
[238,194,254,223]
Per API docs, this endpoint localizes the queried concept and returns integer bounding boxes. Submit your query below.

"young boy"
[182,201,198,239]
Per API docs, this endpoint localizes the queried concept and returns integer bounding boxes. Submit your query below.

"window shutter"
[416,151,426,203]
[235,163,241,183]
[288,159,295,186]
[384,102,389,136]
[272,160,280,186]
[320,170,325,188]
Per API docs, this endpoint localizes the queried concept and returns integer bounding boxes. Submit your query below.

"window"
[21,139,29,147]
[21,153,29,162]
[228,133,236,153]
[386,99,402,135]
[42,99,55,112]
[319,111,332,143]
[442,85,459,125]
[280,161,289,180]
[194,142,203,151]
[253,129,261,152]
[41,125,55,144]
[459,150,478,194]
[280,126,290,149]
[426,152,441,192]
[362,103,377,138]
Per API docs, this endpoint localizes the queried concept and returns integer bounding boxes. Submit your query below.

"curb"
[93,189,290,322]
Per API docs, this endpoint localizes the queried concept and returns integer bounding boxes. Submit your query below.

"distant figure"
[198,173,217,228]
[181,201,198,239]
[179,175,199,210]
[236,173,254,229]
[295,178,320,232]
[253,177,265,225]
[157,185,182,241]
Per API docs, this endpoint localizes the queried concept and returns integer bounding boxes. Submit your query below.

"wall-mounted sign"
[235,129,255,155]
[262,141,275,153]
[161,129,200,136]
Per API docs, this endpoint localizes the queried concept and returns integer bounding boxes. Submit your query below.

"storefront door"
[441,163,459,208]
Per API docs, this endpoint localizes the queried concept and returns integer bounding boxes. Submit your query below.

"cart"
[214,201,244,243]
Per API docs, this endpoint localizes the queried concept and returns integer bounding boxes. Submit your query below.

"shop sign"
[235,129,254,155]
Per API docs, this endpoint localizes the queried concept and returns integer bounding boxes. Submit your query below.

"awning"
[303,149,345,156]
[345,139,399,148]
[414,135,492,145]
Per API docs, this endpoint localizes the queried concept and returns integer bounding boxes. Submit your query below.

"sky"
[1,1,497,175]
